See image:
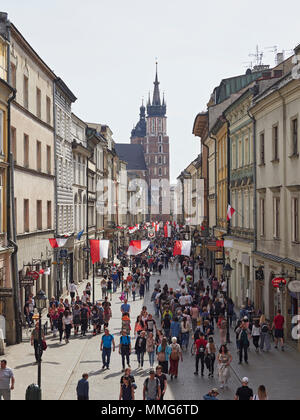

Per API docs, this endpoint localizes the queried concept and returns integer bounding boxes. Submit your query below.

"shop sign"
[272,277,286,288]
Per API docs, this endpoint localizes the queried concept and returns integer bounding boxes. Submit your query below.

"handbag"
[157,351,166,362]
[42,340,47,351]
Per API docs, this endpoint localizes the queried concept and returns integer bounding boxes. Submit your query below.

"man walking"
[101,328,115,369]
[76,373,89,400]
[119,330,131,372]
[236,320,251,364]
[143,369,161,400]
[272,309,285,351]
[235,377,253,400]
[0,360,14,400]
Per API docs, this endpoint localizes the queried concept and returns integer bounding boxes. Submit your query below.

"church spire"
[152,61,161,106]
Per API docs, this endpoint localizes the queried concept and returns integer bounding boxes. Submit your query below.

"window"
[46,96,51,125]
[273,125,279,161]
[11,126,16,162]
[47,201,52,229]
[158,144,162,153]
[158,156,162,165]
[273,197,280,238]
[292,198,299,242]
[244,138,249,165]
[36,88,41,118]
[47,145,51,174]
[24,134,29,167]
[36,140,41,172]
[238,140,242,167]
[23,76,29,109]
[37,200,42,230]
[260,133,265,165]
[24,199,29,232]
[158,135,162,143]
[0,110,3,154]
[291,118,298,156]
[10,63,16,89]
[158,167,162,176]
[260,198,265,236]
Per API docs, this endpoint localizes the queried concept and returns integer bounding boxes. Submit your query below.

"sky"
[2,0,300,183]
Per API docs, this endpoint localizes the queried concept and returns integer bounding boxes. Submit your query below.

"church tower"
[131,63,170,221]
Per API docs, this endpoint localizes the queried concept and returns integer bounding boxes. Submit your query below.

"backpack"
[170,345,180,361]
[197,344,206,355]
[261,324,269,333]
[145,377,160,395]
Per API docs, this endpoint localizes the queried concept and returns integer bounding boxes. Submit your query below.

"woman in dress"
[217,344,232,389]
[73,304,81,336]
[168,337,183,380]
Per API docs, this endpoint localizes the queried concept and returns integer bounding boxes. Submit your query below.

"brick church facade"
[130,65,170,222]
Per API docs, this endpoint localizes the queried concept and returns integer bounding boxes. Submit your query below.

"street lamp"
[35,290,47,391]
[223,263,233,344]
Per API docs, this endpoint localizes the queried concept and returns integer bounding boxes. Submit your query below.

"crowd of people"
[17,232,281,401]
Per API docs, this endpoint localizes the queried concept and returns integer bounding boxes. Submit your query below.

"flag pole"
[92,263,95,305]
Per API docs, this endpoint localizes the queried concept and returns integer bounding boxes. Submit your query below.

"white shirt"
[69,283,77,293]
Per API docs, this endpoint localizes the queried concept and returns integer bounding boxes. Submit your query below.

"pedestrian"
[76,373,89,400]
[234,377,253,400]
[139,278,145,299]
[30,323,45,363]
[217,315,227,346]
[73,304,81,336]
[119,376,135,400]
[101,328,115,370]
[194,332,207,376]
[101,277,107,300]
[119,329,131,372]
[121,299,131,316]
[161,313,171,340]
[135,330,146,369]
[62,309,73,343]
[272,309,285,351]
[155,365,167,400]
[146,332,156,368]
[68,280,78,301]
[180,316,191,351]
[203,388,219,400]
[205,336,217,378]
[169,337,183,380]
[157,337,172,375]
[143,369,161,401]
[91,305,100,336]
[253,385,268,400]
[131,282,136,301]
[80,303,90,336]
[0,360,15,400]
[236,319,251,364]
[251,319,260,352]
[259,315,271,352]
[120,368,137,391]
[107,277,113,301]
[217,344,232,389]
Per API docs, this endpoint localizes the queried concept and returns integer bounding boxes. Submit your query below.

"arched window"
[158,144,162,153]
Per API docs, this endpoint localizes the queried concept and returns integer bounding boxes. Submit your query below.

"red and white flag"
[173,241,191,256]
[127,240,150,256]
[128,226,137,234]
[227,204,236,221]
[49,238,69,248]
[164,224,171,238]
[90,239,109,264]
